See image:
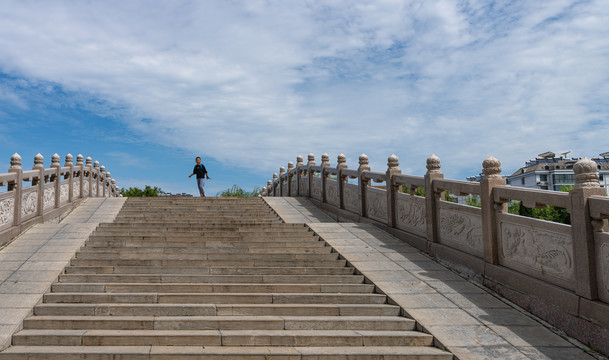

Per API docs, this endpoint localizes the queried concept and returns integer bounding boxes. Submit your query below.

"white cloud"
[0,0,607,183]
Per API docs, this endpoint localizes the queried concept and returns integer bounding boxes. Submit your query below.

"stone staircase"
[1,197,451,359]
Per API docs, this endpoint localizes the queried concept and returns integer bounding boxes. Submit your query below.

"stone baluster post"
[94,161,100,197]
[111,179,116,197]
[287,162,294,197]
[570,157,607,300]
[51,154,61,208]
[76,154,84,199]
[85,157,93,198]
[266,180,272,197]
[8,153,23,226]
[279,167,286,197]
[480,156,506,264]
[386,154,402,228]
[307,154,315,199]
[337,154,347,210]
[424,155,443,244]
[100,166,106,197]
[106,172,111,197]
[320,154,330,203]
[358,154,371,217]
[33,154,44,216]
[296,155,304,196]
[262,186,267,196]
[272,173,278,197]
[65,154,74,203]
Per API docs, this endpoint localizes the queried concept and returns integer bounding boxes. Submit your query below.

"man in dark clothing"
[188,157,210,197]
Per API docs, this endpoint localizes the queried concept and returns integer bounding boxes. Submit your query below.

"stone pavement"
[0,197,126,350]
[264,197,604,360]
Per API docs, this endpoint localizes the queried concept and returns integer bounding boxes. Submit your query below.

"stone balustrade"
[0,153,120,246]
[263,152,609,347]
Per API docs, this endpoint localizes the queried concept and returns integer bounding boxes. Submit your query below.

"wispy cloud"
[0,0,607,183]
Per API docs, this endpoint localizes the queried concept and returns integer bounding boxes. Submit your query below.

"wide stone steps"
[69,258,349,267]
[33,303,401,316]
[1,197,451,360]
[0,345,452,360]
[65,266,354,275]
[13,329,432,347]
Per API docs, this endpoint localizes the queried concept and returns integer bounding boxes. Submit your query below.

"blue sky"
[0,1,608,195]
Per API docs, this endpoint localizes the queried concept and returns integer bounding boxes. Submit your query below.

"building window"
[553,174,573,184]
[521,178,525,185]
[600,174,605,181]
[539,174,547,181]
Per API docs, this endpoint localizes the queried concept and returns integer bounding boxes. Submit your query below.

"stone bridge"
[0,151,606,359]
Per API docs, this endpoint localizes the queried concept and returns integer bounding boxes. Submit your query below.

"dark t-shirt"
[193,164,207,179]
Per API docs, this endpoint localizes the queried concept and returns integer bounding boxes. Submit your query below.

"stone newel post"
[51,154,61,208]
[321,153,330,203]
[100,166,106,197]
[33,154,44,216]
[272,173,278,197]
[86,157,93,198]
[76,155,84,199]
[480,156,505,264]
[307,154,315,198]
[386,154,402,228]
[279,167,286,197]
[106,172,111,197]
[424,155,443,244]
[65,154,74,202]
[358,154,371,217]
[287,162,294,196]
[9,153,23,226]
[337,154,347,210]
[570,157,606,300]
[94,161,100,197]
[267,180,272,197]
[111,179,116,197]
[296,155,304,196]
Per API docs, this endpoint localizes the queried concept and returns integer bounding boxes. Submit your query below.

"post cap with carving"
[106,172,111,178]
[65,154,73,166]
[267,180,272,186]
[279,166,286,175]
[359,154,369,166]
[94,160,99,169]
[273,173,278,181]
[387,154,399,169]
[76,154,84,165]
[111,179,116,185]
[51,153,61,168]
[482,156,502,178]
[337,153,346,164]
[574,157,600,188]
[296,155,303,166]
[307,153,315,166]
[321,153,330,164]
[86,156,92,166]
[33,153,44,169]
[426,154,441,173]
[287,162,294,170]
[100,165,106,173]
[10,153,22,169]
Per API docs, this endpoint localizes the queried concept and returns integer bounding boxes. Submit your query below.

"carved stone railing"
[263,152,609,352]
[0,153,120,246]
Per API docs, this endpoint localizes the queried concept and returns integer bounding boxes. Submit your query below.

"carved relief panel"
[43,186,55,210]
[499,217,574,288]
[291,178,297,195]
[438,207,483,257]
[299,178,308,196]
[599,240,609,303]
[311,178,322,200]
[83,181,90,196]
[396,193,426,237]
[72,180,80,198]
[343,184,359,213]
[60,183,69,203]
[0,197,14,228]
[366,188,387,223]
[21,190,37,218]
[325,180,339,207]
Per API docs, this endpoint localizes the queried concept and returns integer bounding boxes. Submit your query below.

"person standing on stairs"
[188,157,210,197]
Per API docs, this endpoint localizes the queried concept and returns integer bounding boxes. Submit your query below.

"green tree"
[464,195,481,207]
[217,185,262,197]
[120,185,164,197]
[401,185,425,197]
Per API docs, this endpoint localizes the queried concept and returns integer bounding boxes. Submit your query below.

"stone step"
[72,252,341,261]
[23,316,415,331]
[34,303,400,317]
[57,274,364,284]
[12,329,432,347]
[69,259,348,267]
[90,229,315,237]
[43,292,386,304]
[83,240,326,249]
[97,222,306,229]
[50,283,373,294]
[76,246,331,255]
[65,266,354,275]
[0,345,452,359]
